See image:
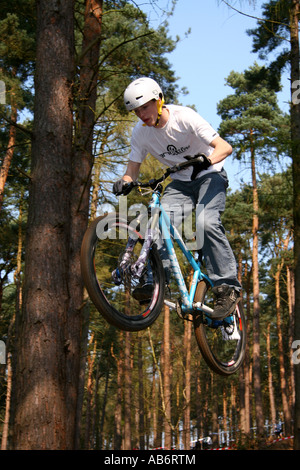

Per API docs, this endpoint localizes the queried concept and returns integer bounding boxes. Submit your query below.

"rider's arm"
[208,136,232,165]
[122,160,141,183]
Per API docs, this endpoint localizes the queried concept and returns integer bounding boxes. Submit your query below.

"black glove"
[112,179,132,196]
[184,154,212,180]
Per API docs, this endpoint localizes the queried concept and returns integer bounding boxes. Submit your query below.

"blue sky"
[140,0,290,190]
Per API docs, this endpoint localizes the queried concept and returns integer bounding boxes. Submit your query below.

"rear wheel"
[193,281,246,376]
[80,213,165,331]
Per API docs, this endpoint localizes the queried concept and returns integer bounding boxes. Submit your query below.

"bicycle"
[80,155,246,376]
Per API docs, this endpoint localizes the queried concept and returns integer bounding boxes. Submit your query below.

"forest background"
[0,0,299,451]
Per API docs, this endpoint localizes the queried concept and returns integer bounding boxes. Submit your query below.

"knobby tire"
[193,280,246,376]
[80,213,165,331]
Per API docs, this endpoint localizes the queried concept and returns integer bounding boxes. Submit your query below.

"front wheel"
[80,213,165,331]
[193,281,246,376]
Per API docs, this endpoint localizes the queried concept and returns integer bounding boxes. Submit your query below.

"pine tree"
[0,1,35,211]
[259,170,293,435]
[12,0,75,449]
[217,62,289,437]
[247,1,300,446]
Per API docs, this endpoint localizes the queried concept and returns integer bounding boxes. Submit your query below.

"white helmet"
[124,77,163,111]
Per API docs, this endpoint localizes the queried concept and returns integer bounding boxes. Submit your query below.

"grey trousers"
[158,169,241,290]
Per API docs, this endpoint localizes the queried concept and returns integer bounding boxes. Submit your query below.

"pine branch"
[0,112,33,137]
[221,0,291,28]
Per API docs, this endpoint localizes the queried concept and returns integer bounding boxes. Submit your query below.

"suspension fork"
[111,236,138,285]
[130,207,160,278]
[128,191,161,278]
[112,195,161,284]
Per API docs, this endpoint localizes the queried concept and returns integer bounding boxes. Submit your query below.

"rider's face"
[134,99,158,126]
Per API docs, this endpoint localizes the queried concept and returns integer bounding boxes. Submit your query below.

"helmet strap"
[155,97,165,127]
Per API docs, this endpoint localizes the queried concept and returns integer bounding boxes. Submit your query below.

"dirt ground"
[261,438,294,450]
[210,437,294,450]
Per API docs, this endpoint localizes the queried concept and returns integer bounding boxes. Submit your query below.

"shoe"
[211,285,241,320]
[131,283,171,303]
[132,282,153,302]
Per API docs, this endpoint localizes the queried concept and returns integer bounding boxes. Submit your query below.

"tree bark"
[183,319,191,450]
[287,265,295,410]
[0,91,17,212]
[275,263,292,435]
[1,352,12,450]
[251,145,264,437]
[163,305,172,449]
[12,0,74,449]
[124,331,132,449]
[113,332,123,450]
[265,324,276,433]
[66,0,103,448]
[138,334,145,450]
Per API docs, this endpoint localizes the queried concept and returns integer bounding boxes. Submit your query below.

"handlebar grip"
[121,182,133,195]
[169,154,206,173]
[184,154,205,163]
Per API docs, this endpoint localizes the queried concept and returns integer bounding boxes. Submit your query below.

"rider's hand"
[112,179,132,196]
[197,154,212,170]
[189,154,212,180]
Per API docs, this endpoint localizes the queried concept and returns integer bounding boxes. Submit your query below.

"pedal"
[175,299,193,322]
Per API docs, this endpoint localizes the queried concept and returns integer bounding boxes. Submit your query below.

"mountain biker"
[113,77,241,320]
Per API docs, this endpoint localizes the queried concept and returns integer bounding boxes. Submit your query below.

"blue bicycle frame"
[140,187,214,315]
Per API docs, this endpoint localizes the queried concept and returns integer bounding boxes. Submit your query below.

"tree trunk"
[265,324,276,433]
[124,330,132,449]
[230,384,237,443]
[74,296,90,448]
[0,93,17,212]
[275,265,292,435]
[239,262,251,440]
[211,373,218,447]
[163,305,172,449]
[2,197,24,449]
[1,352,12,450]
[251,146,264,437]
[90,135,107,220]
[66,0,103,448]
[290,0,300,449]
[114,332,123,450]
[195,360,202,441]
[84,335,96,449]
[12,0,74,449]
[98,366,108,449]
[183,319,191,450]
[138,334,145,450]
[287,265,295,410]
[222,386,228,444]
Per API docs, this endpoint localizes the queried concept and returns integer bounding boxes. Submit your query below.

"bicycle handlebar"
[123,153,208,193]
